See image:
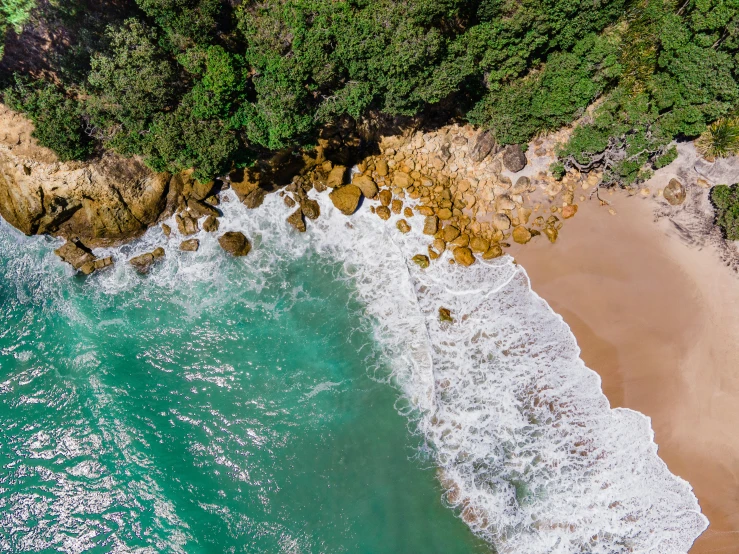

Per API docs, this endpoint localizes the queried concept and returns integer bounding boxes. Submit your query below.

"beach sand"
[510,191,739,553]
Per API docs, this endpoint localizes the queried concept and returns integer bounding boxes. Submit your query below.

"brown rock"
[287,209,306,232]
[664,178,687,206]
[469,236,490,253]
[433,238,446,254]
[511,176,530,195]
[187,198,220,218]
[376,206,391,220]
[218,231,251,257]
[129,247,165,273]
[482,244,503,259]
[396,219,411,233]
[175,213,199,236]
[512,225,532,244]
[393,171,412,189]
[502,144,527,172]
[562,204,578,219]
[376,159,389,177]
[417,206,435,216]
[391,199,403,214]
[469,131,498,163]
[439,307,454,323]
[202,215,220,233]
[243,187,266,209]
[437,208,453,220]
[300,198,321,220]
[403,207,414,218]
[180,238,200,252]
[379,189,392,207]
[353,174,378,198]
[329,185,362,215]
[496,195,516,211]
[442,225,460,242]
[412,254,430,269]
[492,213,511,231]
[453,247,476,266]
[423,215,439,235]
[162,223,172,237]
[327,165,347,188]
[451,234,470,247]
[544,226,558,243]
[54,240,95,270]
[284,195,296,208]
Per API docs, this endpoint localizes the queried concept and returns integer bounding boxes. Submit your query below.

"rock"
[162,223,172,237]
[376,206,391,220]
[437,208,453,220]
[391,199,403,214]
[54,240,96,270]
[423,215,439,235]
[187,198,220,218]
[353,174,378,198]
[496,195,516,211]
[329,184,362,215]
[379,189,392,207]
[299,198,321,220]
[218,231,251,257]
[469,236,490,253]
[512,225,532,244]
[544,226,558,243]
[403,207,414,218]
[451,234,470,247]
[417,206,435,216]
[230,171,261,200]
[287,209,306,232]
[469,131,497,163]
[492,213,511,231]
[243,187,266,209]
[482,244,503,259]
[442,225,460,242]
[175,213,199,236]
[202,215,220,233]
[327,165,346,188]
[412,254,430,269]
[664,178,687,206]
[284,195,296,208]
[433,238,446,254]
[453,246,476,266]
[502,144,527,172]
[376,159,389,177]
[511,176,530,195]
[439,307,454,323]
[94,256,114,270]
[180,238,200,252]
[393,171,412,189]
[562,204,578,219]
[129,247,165,273]
[190,180,215,201]
[396,219,411,233]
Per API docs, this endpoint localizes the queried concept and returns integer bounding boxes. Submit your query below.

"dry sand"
[509,189,739,553]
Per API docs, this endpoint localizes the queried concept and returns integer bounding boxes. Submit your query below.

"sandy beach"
[510,187,739,553]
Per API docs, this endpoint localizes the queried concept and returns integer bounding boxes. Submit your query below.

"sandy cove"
[510,186,739,553]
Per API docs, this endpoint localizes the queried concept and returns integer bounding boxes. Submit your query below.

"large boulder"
[469,131,497,163]
[664,178,687,206]
[180,238,200,252]
[453,246,476,266]
[329,184,362,215]
[502,145,527,172]
[352,174,378,199]
[512,225,532,244]
[287,209,306,232]
[54,240,96,270]
[299,198,321,220]
[327,165,346,188]
[218,231,251,257]
[129,247,165,273]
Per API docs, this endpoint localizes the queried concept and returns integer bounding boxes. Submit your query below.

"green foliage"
[0,0,35,59]
[711,184,739,241]
[696,118,739,159]
[3,78,92,161]
[135,0,221,48]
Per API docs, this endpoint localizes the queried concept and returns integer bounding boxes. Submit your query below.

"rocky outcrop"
[130,247,165,273]
[218,231,251,257]
[329,184,362,215]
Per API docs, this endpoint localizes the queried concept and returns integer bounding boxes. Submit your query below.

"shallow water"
[0,185,708,553]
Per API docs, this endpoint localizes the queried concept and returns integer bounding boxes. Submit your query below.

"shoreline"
[510,189,739,553]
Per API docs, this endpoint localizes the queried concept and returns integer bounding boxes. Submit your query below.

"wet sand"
[510,192,739,553]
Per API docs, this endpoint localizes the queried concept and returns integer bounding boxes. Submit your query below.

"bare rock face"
[502,144,527,173]
[0,104,172,247]
[287,209,306,232]
[218,231,251,257]
[664,178,687,206]
[54,240,96,270]
[329,184,362,215]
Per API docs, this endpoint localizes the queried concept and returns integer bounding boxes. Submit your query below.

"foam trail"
[84,187,707,553]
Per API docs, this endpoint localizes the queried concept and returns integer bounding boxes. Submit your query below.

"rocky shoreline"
[0,103,734,276]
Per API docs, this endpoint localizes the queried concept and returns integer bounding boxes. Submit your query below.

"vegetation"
[1,0,738,187]
[696,118,739,160]
[0,0,35,59]
[711,184,739,241]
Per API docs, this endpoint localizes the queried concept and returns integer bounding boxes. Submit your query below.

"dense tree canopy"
[2,0,739,185]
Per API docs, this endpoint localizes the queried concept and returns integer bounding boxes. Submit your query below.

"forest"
[1,0,738,200]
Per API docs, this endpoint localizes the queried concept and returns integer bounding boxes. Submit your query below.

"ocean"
[0,187,707,553]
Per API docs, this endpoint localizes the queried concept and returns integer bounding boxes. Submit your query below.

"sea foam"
[62,185,708,553]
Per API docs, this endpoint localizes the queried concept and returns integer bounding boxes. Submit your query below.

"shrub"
[696,118,739,160]
[711,184,739,241]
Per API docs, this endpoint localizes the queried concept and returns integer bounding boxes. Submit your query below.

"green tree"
[711,184,739,241]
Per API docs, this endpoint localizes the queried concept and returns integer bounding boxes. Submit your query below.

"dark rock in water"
[439,307,454,323]
[396,219,411,233]
[54,240,95,270]
[453,246,476,266]
[470,131,498,163]
[300,198,321,220]
[129,247,165,273]
[162,223,172,237]
[502,144,527,172]
[243,187,267,209]
[180,238,200,252]
[284,195,296,208]
[329,185,362,215]
[379,189,392,207]
[218,231,251,257]
[664,178,687,206]
[287,209,306,232]
[202,215,219,233]
[186,198,220,218]
[412,254,430,268]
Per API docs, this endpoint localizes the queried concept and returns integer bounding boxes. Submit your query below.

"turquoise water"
[0,224,489,553]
